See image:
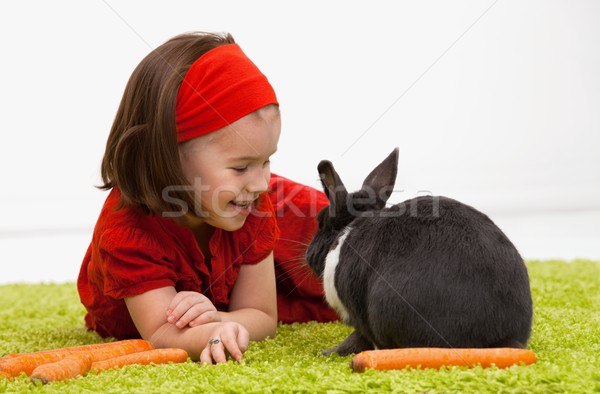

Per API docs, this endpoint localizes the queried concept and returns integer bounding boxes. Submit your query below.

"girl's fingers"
[200,323,249,364]
[209,338,228,364]
[221,329,244,361]
[199,345,214,365]
[166,291,183,314]
[167,293,212,324]
[189,310,221,327]
[166,291,195,315]
[167,293,194,321]
[236,325,250,353]
[174,304,213,328]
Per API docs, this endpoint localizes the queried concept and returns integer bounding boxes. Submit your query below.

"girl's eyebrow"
[230,148,277,161]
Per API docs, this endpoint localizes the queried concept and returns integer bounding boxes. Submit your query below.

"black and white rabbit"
[306,148,533,356]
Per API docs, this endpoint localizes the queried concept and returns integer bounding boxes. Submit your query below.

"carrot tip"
[351,355,367,373]
[0,371,13,380]
[31,376,48,386]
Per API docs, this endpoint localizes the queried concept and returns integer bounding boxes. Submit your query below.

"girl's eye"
[232,166,248,173]
[231,159,270,173]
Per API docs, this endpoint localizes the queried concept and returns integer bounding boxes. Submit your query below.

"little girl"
[77,31,338,364]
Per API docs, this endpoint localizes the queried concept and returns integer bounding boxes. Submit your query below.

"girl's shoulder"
[97,188,158,230]
[94,188,190,251]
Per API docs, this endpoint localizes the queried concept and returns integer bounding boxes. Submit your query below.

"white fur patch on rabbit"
[323,226,352,322]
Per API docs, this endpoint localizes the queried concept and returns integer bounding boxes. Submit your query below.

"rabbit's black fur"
[305,148,533,356]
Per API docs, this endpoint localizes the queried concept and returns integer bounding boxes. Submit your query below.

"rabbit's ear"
[318,160,348,215]
[361,148,399,208]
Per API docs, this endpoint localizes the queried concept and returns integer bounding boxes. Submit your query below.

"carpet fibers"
[1,260,599,393]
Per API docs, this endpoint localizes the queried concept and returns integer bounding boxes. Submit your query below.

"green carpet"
[1,260,599,393]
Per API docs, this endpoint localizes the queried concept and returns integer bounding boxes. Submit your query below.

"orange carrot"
[30,353,91,385]
[3,339,154,361]
[0,339,154,377]
[91,348,188,371]
[0,371,11,379]
[73,339,155,363]
[351,347,537,372]
[0,352,66,377]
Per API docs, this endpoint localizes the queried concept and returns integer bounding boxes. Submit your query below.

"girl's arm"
[219,251,278,340]
[124,252,277,362]
[125,286,244,362]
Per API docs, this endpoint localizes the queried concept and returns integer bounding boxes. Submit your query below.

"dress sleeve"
[97,226,178,299]
[238,193,280,265]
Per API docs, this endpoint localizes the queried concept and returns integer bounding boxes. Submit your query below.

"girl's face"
[178,105,281,232]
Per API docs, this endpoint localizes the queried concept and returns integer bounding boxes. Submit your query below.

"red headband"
[176,44,278,143]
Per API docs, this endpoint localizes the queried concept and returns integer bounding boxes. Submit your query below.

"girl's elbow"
[267,313,278,338]
[148,334,165,349]
[148,327,172,349]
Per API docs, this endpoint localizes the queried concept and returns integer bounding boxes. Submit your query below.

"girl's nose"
[246,167,270,195]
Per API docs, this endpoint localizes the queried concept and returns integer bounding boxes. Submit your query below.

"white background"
[1,1,599,284]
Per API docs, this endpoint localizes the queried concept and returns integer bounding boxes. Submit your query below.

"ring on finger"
[209,338,221,346]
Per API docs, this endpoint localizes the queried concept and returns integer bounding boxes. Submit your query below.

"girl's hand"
[200,322,250,364]
[166,291,221,328]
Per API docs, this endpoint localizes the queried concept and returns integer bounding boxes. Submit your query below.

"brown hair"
[99,31,236,214]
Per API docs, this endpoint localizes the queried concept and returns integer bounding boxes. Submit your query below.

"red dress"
[77,173,338,339]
